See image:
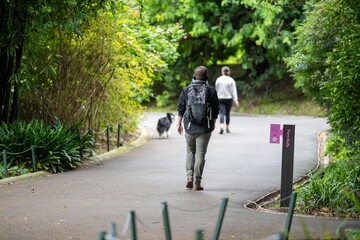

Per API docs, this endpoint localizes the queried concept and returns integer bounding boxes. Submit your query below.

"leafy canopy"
[19,0,184,132]
[286,0,360,145]
[146,0,303,99]
[287,0,360,215]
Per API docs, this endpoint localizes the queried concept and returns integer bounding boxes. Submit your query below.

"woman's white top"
[215,75,238,102]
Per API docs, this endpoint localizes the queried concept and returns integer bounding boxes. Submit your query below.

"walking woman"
[215,66,239,134]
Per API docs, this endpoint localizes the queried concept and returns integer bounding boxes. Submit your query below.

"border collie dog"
[157,113,175,139]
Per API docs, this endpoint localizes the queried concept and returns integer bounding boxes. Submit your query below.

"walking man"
[177,66,219,191]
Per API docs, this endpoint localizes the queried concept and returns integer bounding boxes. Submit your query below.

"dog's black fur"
[157,113,175,138]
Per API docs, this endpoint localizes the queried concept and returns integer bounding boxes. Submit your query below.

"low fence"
[90,123,123,152]
[97,193,297,240]
[1,145,42,177]
[98,198,229,240]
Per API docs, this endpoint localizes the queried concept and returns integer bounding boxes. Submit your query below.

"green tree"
[286,0,360,215]
[286,0,360,145]
[0,0,109,123]
[146,0,303,101]
[19,0,184,131]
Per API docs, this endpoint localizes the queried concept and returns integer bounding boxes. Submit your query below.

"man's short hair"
[194,66,209,81]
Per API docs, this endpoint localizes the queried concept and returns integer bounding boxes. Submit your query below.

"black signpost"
[280,124,295,207]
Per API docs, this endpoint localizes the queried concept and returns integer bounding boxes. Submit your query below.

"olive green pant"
[185,132,212,185]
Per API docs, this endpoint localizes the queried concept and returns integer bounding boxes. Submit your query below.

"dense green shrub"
[286,0,360,145]
[296,133,360,217]
[19,0,183,134]
[147,0,304,103]
[0,119,94,177]
[287,0,360,216]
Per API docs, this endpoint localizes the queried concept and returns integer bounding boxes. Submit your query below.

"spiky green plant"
[0,119,95,176]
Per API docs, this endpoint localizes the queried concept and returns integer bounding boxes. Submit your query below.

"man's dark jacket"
[177,80,219,134]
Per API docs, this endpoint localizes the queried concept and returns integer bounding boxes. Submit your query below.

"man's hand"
[177,125,183,135]
[177,116,183,135]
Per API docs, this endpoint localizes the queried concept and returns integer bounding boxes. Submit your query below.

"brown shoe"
[193,185,204,191]
[186,178,193,189]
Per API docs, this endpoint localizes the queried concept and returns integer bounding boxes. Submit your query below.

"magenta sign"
[270,124,282,144]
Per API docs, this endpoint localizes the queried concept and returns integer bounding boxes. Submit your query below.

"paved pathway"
[0,113,358,239]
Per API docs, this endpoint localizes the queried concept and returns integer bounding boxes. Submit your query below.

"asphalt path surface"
[1,112,359,240]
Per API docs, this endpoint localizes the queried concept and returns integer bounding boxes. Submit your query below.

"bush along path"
[0,119,130,179]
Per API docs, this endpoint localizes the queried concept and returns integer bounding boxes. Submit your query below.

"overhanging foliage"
[146,0,304,100]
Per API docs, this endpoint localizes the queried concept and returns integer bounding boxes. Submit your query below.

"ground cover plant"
[0,119,94,178]
[297,133,360,218]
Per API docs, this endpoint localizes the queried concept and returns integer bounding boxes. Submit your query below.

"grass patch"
[146,89,327,117]
[237,91,327,117]
[145,101,178,113]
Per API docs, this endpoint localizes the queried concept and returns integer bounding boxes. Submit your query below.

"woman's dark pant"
[219,99,233,125]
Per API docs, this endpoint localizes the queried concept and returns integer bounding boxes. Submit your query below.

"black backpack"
[185,83,211,128]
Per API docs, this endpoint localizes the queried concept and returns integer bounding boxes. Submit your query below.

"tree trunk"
[0,0,24,123]
[0,50,14,123]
